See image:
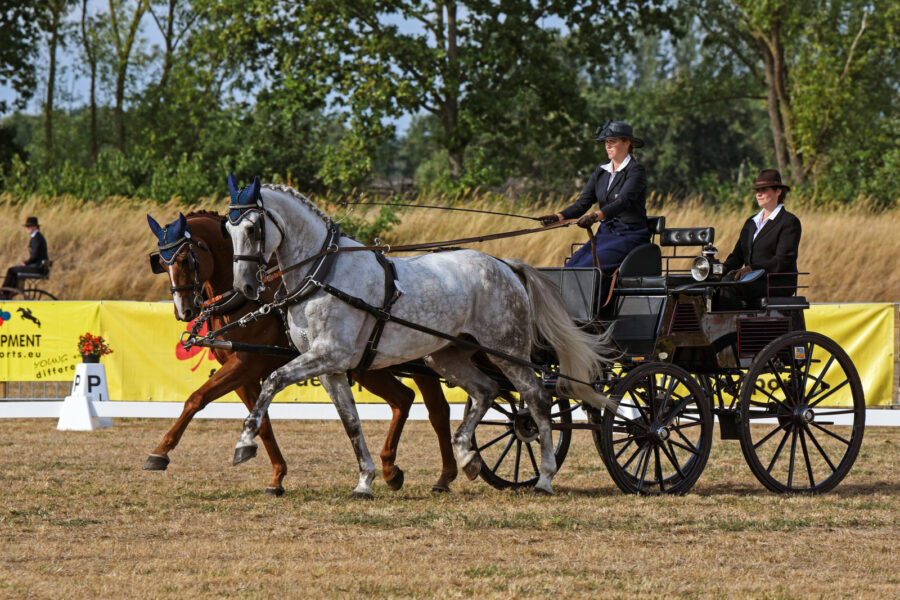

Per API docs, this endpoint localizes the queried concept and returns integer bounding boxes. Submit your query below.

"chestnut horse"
[144,211,457,494]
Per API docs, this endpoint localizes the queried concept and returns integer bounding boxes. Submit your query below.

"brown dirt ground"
[1,418,898,599]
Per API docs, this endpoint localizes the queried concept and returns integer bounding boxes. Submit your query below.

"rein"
[262,218,577,284]
[336,200,541,221]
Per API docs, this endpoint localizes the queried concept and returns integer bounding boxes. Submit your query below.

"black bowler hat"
[23,216,39,227]
[751,169,791,191]
[594,120,644,148]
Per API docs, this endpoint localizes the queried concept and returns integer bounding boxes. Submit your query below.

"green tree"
[687,0,900,197]
[239,0,672,189]
[0,1,43,114]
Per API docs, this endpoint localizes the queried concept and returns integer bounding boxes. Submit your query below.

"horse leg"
[424,348,499,481]
[234,354,376,499]
[411,374,457,492]
[319,373,377,499]
[144,354,254,472]
[353,370,414,491]
[493,361,558,495]
[234,382,287,497]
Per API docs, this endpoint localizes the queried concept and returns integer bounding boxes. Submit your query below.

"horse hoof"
[431,484,451,493]
[462,456,482,481]
[142,454,170,471]
[385,468,405,491]
[350,491,374,500]
[265,487,285,497]
[233,445,257,466]
[532,485,554,496]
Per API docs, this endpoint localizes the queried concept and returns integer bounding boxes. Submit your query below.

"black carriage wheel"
[738,331,865,494]
[0,287,24,300]
[470,394,572,490]
[21,288,57,300]
[599,362,713,495]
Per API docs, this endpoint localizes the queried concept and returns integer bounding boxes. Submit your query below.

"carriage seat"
[17,259,52,280]
[616,216,665,292]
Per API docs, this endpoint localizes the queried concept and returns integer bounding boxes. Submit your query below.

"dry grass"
[1,418,898,599]
[1,192,898,302]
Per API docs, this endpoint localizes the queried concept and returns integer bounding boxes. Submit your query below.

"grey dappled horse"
[226,177,615,496]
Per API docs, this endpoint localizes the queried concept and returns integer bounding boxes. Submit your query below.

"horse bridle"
[228,200,287,286]
[150,230,212,310]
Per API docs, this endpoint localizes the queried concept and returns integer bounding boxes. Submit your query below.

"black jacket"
[724,207,802,296]
[560,158,648,225]
[25,231,49,266]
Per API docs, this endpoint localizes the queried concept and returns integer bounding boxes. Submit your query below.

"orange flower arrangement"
[77,333,113,356]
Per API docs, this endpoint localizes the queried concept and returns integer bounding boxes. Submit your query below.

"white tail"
[505,259,618,412]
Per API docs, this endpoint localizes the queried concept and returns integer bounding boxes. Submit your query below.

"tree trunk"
[43,4,63,168]
[770,28,806,184]
[757,37,788,175]
[442,0,462,180]
[81,0,98,163]
[109,0,148,152]
[149,0,177,115]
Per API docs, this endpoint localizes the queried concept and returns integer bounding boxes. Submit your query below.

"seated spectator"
[1,216,49,299]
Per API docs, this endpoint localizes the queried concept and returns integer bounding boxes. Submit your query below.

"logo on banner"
[176,318,216,371]
[17,307,41,327]
[0,307,10,326]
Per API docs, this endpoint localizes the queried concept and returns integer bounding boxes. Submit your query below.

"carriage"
[158,182,865,497]
[396,215,864,495]
[0,259,57,300]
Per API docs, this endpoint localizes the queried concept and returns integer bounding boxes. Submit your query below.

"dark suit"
[723,207,802,300]
[562,158,650,270]
[3,230,49,291]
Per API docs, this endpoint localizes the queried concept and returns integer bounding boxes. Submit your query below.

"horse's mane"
[262,183,330,224]
[186,209,225,222]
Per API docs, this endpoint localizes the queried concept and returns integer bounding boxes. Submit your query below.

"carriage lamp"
[690,245,723,281]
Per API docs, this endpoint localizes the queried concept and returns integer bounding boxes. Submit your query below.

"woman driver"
[538,120,650,271]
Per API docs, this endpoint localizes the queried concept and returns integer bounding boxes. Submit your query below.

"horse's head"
[225,174,284,300]
[147,212,214,321]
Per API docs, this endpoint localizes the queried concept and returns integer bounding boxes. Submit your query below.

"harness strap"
[354,252,402,373]
[308,279,596,389]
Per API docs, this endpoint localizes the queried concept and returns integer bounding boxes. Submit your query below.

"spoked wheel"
[470,394,572,490]
[21,288,57,300]
[739,331,865,494]
[599,362,713,495]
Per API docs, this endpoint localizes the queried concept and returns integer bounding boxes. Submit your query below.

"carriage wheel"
[470,394,572,490]
[738,331,865,494]
[599,362,712,495]
[21,288,57,300]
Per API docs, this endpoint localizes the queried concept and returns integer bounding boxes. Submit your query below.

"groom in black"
[2,216,49,297]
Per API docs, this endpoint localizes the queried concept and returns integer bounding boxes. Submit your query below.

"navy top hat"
[594,121,644,148]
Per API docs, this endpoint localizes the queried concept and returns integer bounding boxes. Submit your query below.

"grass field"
[1,418,898,598]
[1,192,898,302]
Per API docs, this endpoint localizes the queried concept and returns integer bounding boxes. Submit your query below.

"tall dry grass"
[1,192,897,302]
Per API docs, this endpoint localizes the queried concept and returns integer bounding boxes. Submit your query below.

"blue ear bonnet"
[156,218,192,265]
[227,173,262,225]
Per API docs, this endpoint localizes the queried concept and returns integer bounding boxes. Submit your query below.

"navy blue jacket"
[560,159,648,225]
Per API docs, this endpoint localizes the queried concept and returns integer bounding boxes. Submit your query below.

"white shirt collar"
[752,204,783,239]
[30,229,39,238]
[600,153,631,175]
[600,154,631,190]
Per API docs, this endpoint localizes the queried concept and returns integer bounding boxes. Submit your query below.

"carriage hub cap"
[513,413,540,443]
[652,425,670,441]
[801,408,815,423]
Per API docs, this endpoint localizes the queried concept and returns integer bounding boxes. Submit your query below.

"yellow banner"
[0,301,895,406]
[0,300,469,404]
